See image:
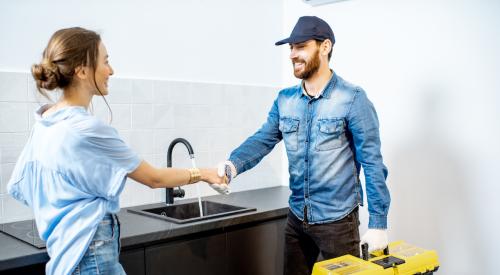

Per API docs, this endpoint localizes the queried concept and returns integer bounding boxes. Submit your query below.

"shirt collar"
[300,70,337,99]
[35,104,87,126]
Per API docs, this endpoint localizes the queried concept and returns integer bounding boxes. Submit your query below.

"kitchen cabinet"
[0,248,145,275]
[144,218,286,275]
[226,219,286,275]
[120,248,145,275]
[0,262,45,274]
[145,232,226,275]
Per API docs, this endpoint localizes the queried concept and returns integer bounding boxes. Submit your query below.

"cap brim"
[275,37,293,46]
[275,35,327,46]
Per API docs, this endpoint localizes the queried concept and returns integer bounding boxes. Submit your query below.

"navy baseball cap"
[275,16,335,46]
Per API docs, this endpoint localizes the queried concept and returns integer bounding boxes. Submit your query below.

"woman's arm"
[128,160,223,188]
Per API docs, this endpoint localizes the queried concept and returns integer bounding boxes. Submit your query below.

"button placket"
[303,99,313,219]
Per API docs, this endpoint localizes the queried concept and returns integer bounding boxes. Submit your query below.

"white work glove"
[210,161,236,195]
[361,229,388,252]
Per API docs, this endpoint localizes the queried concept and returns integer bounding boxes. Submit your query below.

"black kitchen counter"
[0,186,290,271]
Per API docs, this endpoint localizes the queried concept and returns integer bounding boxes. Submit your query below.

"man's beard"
[292,49,321,80]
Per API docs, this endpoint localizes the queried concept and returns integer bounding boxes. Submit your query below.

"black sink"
[127,201,256,224]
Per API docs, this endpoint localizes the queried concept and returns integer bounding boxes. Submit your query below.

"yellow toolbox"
[312,241,439,275]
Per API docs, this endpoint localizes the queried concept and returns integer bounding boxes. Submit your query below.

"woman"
[7,27,224,275]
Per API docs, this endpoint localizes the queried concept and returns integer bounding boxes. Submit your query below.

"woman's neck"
[59,84,93,109]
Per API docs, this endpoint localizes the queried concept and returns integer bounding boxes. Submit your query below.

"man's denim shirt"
[229,72,390,229]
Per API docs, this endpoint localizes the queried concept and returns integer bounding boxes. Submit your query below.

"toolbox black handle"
[361,243,369,260]
[383,246,389,255]
[361,243,390,260]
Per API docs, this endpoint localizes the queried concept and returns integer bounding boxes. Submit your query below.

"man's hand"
[361,229,388,252]
[209,161,236,195]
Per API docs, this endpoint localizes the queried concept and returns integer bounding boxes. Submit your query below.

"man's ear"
[321,39,332,58]
[74,65,89,80]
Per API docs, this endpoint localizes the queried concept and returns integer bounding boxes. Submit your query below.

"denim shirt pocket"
[315,118,346,151]
[279,117,300,151]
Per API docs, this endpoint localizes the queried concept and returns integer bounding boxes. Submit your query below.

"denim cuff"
[368,214,387,229]
[228,157,243,176]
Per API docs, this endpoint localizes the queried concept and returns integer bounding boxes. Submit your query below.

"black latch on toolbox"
[361,243,406,269]
[372,256,406,269]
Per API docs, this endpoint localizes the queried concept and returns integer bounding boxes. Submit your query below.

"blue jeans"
[72,214,125,275]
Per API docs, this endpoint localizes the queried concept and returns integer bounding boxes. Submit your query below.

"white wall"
[284,0,500,274]
[0,0,283,86]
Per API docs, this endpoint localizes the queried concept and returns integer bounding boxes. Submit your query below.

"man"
[215,16,390,275]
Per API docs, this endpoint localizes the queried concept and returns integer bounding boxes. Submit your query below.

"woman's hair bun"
[31,62,60,91]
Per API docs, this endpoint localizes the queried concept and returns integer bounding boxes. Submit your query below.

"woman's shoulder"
[68,111,118,139]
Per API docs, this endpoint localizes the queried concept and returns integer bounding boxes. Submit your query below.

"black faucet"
[166,138,195,205]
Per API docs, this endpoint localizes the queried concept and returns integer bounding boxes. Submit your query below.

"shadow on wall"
[387,84,485,275]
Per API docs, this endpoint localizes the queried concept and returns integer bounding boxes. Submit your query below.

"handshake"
[203,161,237,195]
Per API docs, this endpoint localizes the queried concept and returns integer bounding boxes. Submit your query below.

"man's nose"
[290,48,298,60]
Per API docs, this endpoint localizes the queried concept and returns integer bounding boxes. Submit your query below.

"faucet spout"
[167,138,194,167]
[166,138,194,205]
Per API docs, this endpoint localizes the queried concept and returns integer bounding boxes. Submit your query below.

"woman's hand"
[199,168,226,185]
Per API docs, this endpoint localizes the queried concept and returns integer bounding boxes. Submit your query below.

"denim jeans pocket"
[279,117,300,151]
[315,118,346,151]
[90,215,115,248]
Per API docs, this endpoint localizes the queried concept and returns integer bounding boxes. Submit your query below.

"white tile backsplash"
[0,72,27,102]
[166,81,192,104]
[131,104,154,129]
[28,102,41,129]
[107,78,132,103]
[189,82,225,105]
[202,105,228,128]
[153,129,177,154]
[0,147,23,164]
[172,105,197,129]
[152,81,171,104]
[206,127,241,152]
[27,79,61,103]
[152,104,174,129]
[0,132,29,149]
[129,129,155,155]
[131,79,154,103]
[0,71,283,222]
[109,104,132,130]
[0,161,2,195]
[188,105,216,128]
[1,163,15,194]
[0,194,3,224]
[0,102,29,132]
[3,195,33,222]
[92,101,131,130]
